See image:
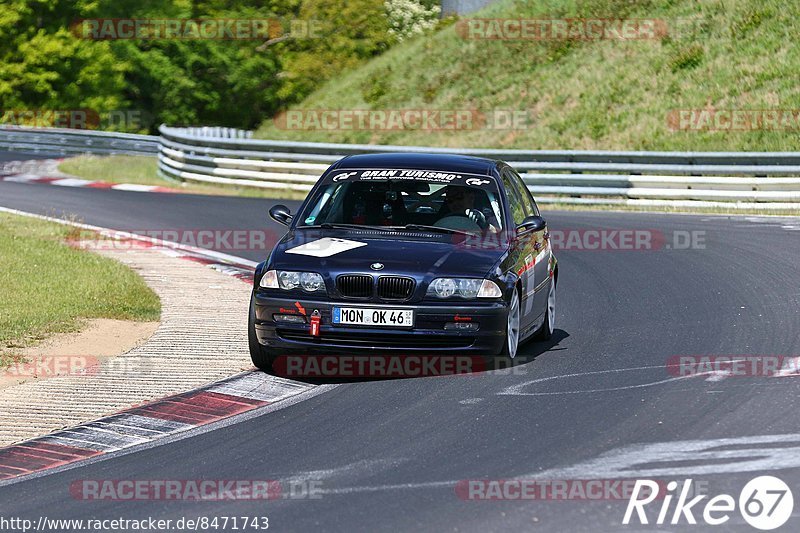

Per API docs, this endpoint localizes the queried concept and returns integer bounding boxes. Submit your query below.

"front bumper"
[253,292,507,355]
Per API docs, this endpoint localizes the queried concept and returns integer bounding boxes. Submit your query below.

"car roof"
[331,153,498,176]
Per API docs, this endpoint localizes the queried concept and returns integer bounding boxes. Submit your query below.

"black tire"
[248,293,275,371]
[535,276,556,341]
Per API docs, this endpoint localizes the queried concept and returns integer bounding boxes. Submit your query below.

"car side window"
[530,197,540,217]
[507,168,537,217]
[501,169,526,225]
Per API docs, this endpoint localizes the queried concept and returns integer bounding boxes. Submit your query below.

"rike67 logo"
[624,476,793,530]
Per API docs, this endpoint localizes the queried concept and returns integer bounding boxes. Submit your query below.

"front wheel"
[248,293,275,371]
[535,277,556,341]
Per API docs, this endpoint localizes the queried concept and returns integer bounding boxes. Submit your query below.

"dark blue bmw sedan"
[249,153,557,369]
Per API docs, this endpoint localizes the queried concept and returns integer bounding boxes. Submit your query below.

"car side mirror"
[517,215,546,233]
[269,204,293,226]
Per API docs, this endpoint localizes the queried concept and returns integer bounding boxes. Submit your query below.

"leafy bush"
[385,0,440,42]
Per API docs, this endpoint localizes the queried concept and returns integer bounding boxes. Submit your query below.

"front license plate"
[333,307,414,327]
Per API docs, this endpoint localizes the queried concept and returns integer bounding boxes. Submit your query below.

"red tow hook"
[310,310,321,337]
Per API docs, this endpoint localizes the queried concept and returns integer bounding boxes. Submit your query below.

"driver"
[438,185,499,232]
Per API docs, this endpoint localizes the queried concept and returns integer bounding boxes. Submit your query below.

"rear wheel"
[248,293,275,371]
[499,286,521,359]
[535,277,556,341]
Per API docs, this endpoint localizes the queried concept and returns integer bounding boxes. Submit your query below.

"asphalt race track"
[1,155,800,531]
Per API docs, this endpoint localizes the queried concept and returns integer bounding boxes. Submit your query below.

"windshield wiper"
[398,224,474,236]
[300,223,474,236]
[300,223,392,231]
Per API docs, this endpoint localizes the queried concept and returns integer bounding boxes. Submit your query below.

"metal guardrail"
[156,125,800,208]
[0,127,159,156]
[3,125,800,209]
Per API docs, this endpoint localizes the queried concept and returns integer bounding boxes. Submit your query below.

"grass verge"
[58,155,310,200]
[0,211,161,368]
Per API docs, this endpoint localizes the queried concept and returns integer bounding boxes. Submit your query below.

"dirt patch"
[0,319,158,389]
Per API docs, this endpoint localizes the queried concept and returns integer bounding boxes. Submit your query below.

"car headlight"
[299,272,324,292]
[260,270,324,292]
[427,278,501,299]
[278,270,301,290]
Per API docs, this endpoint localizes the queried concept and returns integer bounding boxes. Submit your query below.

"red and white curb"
[0,371,315,481]
[0,173,180,193]
[100,234,257,285]
[0,207,304,482]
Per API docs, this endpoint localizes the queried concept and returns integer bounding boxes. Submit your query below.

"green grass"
[0,212,161,368]
[59,155,310,200]
[256,0,800,152]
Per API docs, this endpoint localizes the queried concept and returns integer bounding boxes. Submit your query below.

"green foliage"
[361,68,391,104]
[0,1,126,116]
[275,0,395,102]
[0,0,395,132]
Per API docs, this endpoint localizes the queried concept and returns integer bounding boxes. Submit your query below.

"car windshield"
[298,169,504,233]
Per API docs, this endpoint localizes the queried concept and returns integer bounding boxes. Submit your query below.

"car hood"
[269,229,507,279]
